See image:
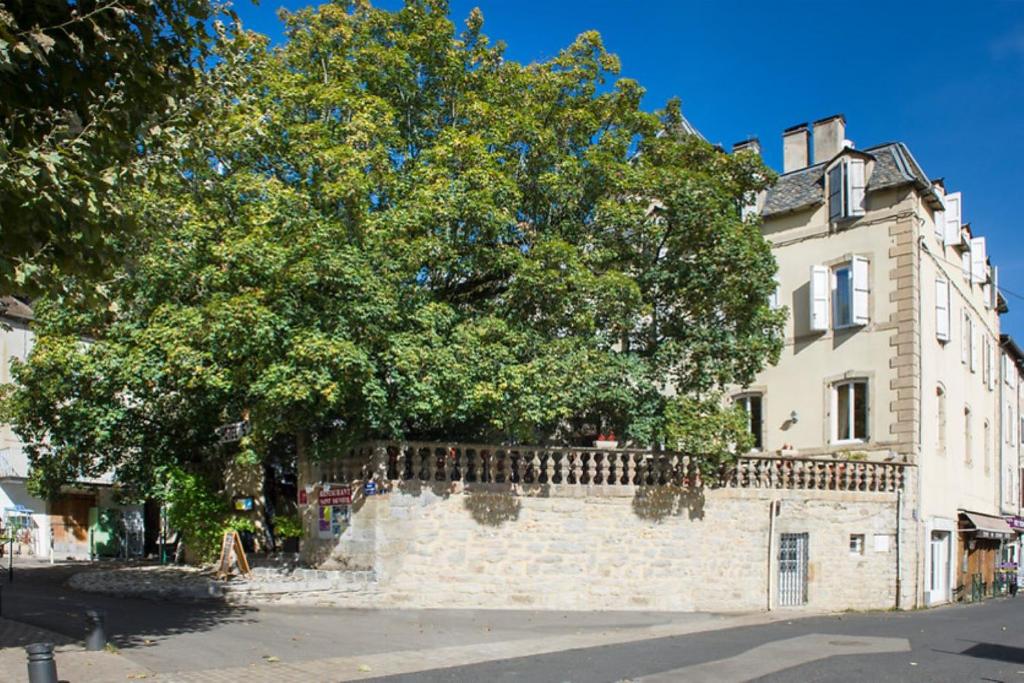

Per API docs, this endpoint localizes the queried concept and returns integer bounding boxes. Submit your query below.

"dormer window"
[827,158,866,221]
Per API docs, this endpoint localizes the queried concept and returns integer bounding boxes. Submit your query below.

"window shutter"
[769,282,781,310]
[971,319,979,373]
[962,251,971,281]
[992,266,1000,309]
[847,159,866,217]
[809,265,829,331]
[962,312,970,365]
[828,165,844,221]
[970,237,987,284]
[934,209,945,240]
[851,256,869,325]
[989,338,996,391]
[935,277,950,342]
[944,192,962,246]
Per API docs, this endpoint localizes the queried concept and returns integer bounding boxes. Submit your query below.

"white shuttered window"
[810,265,829,331]
[935,277,950,342]
[846,159,866,217]
[944,192,962,246]
[970,237,987,285]
[852,256,869,325]
[962,312,970,365]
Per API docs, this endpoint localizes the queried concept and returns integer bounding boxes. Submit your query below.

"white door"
[929,531,951,604]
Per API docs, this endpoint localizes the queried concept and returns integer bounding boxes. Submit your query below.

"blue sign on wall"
[363,481,378,496]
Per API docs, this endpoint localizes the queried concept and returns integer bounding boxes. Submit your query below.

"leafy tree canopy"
[5,0,783,498]
[0,0,220,295]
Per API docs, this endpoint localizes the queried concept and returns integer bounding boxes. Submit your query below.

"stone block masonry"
[294,444,917,613]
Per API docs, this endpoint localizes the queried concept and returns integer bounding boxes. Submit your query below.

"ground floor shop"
[957,511,1016,602]
[0,480,144,559]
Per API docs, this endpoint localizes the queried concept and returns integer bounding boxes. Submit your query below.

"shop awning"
[960,511,1015,541]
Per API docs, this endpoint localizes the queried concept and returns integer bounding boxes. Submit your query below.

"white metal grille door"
[778,532,809,606]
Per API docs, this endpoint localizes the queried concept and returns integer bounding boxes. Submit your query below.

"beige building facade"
[734,115,1014,606]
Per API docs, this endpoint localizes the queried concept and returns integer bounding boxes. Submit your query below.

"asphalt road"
[3,560,1023,681]
[366,598,1024,683]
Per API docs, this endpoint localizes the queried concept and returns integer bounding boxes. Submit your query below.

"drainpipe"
[767,499,777,611]
[896,487,903,609]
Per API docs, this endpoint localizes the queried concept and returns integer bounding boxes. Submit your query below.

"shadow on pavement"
[2,561,258,652]
[951,641,1024,665]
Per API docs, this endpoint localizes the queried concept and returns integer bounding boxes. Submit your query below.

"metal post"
[8,535,12,582]
[84,609,107,651]
[25,642,58,683]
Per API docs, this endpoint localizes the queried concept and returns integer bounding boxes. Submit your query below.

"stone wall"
[304,479,913,613]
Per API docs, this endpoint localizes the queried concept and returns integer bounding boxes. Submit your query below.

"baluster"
[464,448,476,483]
[543,451,555,484]
[570,451,582,485]
[515,450,528,484]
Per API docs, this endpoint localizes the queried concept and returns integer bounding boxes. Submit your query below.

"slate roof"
[762,142,934,218]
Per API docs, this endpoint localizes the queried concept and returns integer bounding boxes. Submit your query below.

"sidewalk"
[0,617,153,683]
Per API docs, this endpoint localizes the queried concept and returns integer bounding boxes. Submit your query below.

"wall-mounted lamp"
[790,410,799,424]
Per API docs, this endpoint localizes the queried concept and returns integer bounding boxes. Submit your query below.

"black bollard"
[84,609,107,651]
[25,642,58,683]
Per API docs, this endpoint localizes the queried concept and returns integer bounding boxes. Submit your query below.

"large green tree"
[0,0,220,295]
[5,0,783,500]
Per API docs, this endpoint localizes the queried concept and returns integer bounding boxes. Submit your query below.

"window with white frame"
[827,158,866,221]
[833,379,868,443]
[810,258,869,332]
[735,393,764,452]
[935,277,950,342]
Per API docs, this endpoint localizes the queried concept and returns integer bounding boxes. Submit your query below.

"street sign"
[363,481,377,496]
[215,420,251,444]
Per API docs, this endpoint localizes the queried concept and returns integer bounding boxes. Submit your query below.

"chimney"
[782,123,809,172]
[733,137,761,156]
[812,114,846,164]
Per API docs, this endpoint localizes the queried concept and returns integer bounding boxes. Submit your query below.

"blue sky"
[234,0,1024,338]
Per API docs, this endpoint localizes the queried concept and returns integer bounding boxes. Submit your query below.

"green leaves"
[7,0,784,496]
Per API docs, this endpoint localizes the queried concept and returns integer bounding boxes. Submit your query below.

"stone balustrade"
[318,442,906,493]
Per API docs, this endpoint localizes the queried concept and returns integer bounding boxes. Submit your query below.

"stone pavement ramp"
[0,617,154,683]
[634,633,912,682]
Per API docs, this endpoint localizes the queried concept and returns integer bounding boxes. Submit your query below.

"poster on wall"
[331,505,350,536]
[318,505,332,539]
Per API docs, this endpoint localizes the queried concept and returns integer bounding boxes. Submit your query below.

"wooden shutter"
[934,209,945,240]
[970,237,987,284]
[962,312,970,364]
[846,159,866,217]
[988,338,996,391]
[971,319,979,373]
[944,192,962,246]
[828,165,844,221]
[809,265,829,331]
[852,256,869,325]
[992,266,999,309]
[935,277,950,342]
[961,251,971,281]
